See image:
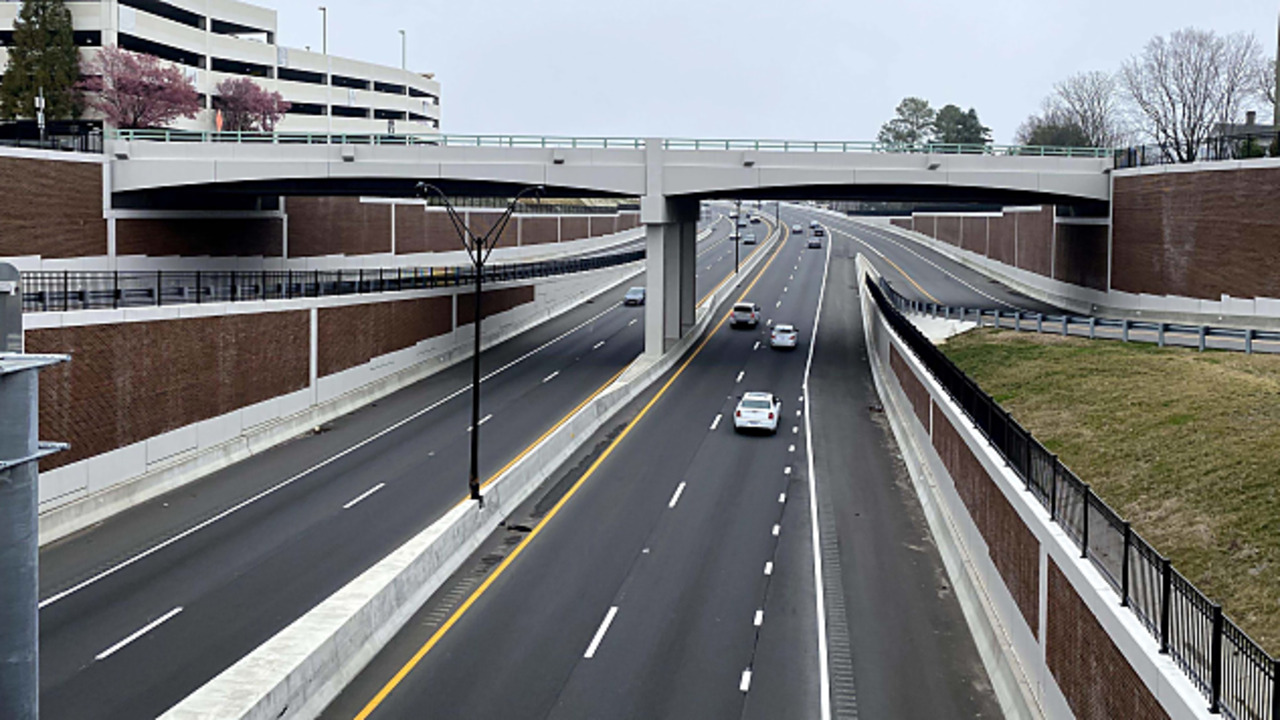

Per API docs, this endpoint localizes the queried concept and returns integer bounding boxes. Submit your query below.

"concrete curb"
[159,221,777,720]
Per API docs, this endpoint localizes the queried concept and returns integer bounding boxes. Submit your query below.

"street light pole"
[318,6,327,55]
[399,29,406,70]
[734,198,741,274]
[415,183,543,505]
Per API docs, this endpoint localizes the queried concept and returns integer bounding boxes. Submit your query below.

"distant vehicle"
[810,219,820,228]
[770,324,798,349]
[623,287,646,306]
[742,233,757,245]
[792,224,803,234]
[750,216,761,224]
[731,302,761,328]
[729,212,739,219]
[808,237,822,249]
[812,226,825,237]
[734,391,781,434]
[737,221,747,229]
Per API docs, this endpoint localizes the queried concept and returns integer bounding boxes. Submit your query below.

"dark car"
[623,286,646,306]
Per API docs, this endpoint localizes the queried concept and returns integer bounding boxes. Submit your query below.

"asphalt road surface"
[36,214,764,720]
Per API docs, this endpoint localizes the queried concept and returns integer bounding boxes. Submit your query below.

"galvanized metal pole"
[0,264,68,720]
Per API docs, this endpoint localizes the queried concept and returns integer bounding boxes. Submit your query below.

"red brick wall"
[988,214,1016,266]
[1047,559,1171,720]
[521,216,559,245]
[457,286,536,325]
[618,213,640,231]
[891,218,913,232]
[1013,208,1054,277]
[1112,167,1280,300]
[28,312,310,469]
[890,345,930,430]
[1054,223,1109,292]
[560,216,590,242]
[935,216,962,246]
[932,410,1040,636]
[0,155,106,259]
[588,216,616,237]
[317,296,453,376]
[466,212,518,248]
[116,217,284,257]
[916,215,937,239]
[396,209,466,255]
[961,217,988,255]
[286,197,391,257]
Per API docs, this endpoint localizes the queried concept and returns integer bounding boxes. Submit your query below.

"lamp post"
[415,183,543,504]
[734,198,741,274]
[318,6,327,55]
[399,29,406,70]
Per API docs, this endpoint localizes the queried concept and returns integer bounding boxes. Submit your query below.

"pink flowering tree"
[214,77,290,132]
[79,46,200,128]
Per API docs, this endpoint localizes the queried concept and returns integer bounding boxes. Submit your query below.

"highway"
[323,207,1042,719]
[35,213,760,720]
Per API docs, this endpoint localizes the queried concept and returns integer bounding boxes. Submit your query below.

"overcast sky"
[271,0,1277,143]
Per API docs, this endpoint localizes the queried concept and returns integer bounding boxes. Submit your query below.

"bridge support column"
[643,199,698,357]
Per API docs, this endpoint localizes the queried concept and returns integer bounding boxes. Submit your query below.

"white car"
[792,224,803,234]
[734,392,782,434]
[730,302,761,328]
[809,219,820,228]
[770,324,798,349]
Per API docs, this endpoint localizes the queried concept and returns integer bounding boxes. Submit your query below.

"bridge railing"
[872,276,1280,720]
[20,249,645,313]
[107,129,1110,158]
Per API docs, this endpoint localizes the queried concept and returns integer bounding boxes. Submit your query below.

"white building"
[0,0,441,135]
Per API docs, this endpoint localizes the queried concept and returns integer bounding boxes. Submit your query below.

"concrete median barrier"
[159,220,780,720]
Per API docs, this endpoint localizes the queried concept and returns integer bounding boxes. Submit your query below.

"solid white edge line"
[805,219,834,720]
[583,605,619,658]
[542,370,560,383]
[342,482,386,510]
[668,481,687,509]
[39,294,625,609]
[95,606,183,661]
[740,668,753,692]
[710,413,722,431]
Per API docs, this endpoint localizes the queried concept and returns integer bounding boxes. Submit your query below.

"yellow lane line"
[830,225,941,305]
[353,213,793,720]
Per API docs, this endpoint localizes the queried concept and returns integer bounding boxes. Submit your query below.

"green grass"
[943,329,1280,654]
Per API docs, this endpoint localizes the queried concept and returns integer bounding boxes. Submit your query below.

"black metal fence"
[1114,133,1280,169]
[21,249,644,313]
[869,275,1280,720]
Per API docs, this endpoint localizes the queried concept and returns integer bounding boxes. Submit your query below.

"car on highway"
[750,216,761,224]
[810,219,821,228]
[792,224,803,234]
[770,323,798,349]
[730,302,761,328]
[734,391,782,434]
[812,226,825,237]
[808,236,822,249]
[623,286,646,306]
[729,212,739,219]
[742,233,756,245]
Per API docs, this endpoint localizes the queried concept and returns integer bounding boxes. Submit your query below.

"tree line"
[0,0,289,130]
[878,26,1277,161]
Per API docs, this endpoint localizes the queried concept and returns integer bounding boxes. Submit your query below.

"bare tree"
[1257,54,1276,118]
[1051,71,1129,148]
[1120,28,1265,162]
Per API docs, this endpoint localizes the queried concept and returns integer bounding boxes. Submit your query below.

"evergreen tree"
[0,0,81,120]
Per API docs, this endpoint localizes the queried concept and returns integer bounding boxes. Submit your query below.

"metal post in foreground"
[734,198,741,274]
[0,264,68,720]
[415,184,543,504]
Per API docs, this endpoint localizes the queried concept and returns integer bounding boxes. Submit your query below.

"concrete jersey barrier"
[159,220,781,720]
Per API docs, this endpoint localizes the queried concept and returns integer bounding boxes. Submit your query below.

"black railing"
[870,275,1280,720]
[21,249,645,313]
[1115,132,1279,169]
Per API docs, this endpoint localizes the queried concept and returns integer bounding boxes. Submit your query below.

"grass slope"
[943,328,1280,654]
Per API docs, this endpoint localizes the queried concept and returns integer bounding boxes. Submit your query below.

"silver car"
[770,323,798,349]
[734,392,781,434]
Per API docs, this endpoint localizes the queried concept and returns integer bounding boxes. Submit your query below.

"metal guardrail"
[106,129,1111,158]
[20,250,645,313]
[872,276,1280,720]
[898,299,1280,355]
[1114,133,1280,169]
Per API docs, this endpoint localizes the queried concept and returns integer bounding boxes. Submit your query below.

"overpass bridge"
[107,131,1113,354]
